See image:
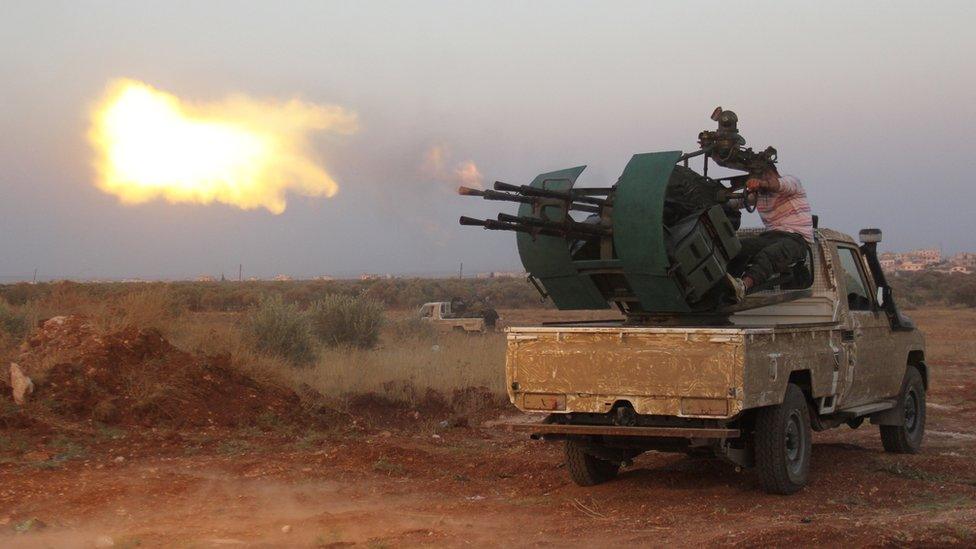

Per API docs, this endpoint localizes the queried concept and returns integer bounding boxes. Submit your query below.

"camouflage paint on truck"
[506,229,925,420]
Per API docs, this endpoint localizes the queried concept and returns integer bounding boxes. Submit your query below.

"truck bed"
[506,323,838,419]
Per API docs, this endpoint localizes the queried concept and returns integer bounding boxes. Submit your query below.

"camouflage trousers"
[729,230,808,288]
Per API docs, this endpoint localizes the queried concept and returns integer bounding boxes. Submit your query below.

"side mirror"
[876,286,885,307]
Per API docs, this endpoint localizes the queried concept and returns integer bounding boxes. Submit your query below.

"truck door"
[835,245,891,407]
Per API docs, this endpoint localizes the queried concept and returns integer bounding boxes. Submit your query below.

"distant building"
[950,266,973,275]
[196,275,216,282]
[911,248,941,264]
[476,271,526,279]
[879,247,954,273]
[897,262,926,272]
[360,273,381,280]
[950,253,976,268]
[273,274,293,281]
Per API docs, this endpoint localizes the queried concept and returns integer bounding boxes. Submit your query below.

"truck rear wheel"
[754,383,812,495]
[564,440,620,486]
[880,366,926,454]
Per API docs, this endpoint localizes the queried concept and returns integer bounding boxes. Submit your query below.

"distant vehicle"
[418,301,486,333]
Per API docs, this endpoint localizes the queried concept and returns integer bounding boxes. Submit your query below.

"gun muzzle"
[459,216,488,226]
[457,186,483,197]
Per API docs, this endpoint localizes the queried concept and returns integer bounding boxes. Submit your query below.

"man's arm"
[728,194,757,210]
[746,171,796,196]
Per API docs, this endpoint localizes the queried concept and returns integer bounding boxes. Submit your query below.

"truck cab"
[503,228,927,494]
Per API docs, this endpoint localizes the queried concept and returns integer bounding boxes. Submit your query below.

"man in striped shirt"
[726,168,813,302]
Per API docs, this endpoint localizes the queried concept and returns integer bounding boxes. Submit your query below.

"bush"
[244,296,315,365]
[309,294,384,349]
[0,300,31,340]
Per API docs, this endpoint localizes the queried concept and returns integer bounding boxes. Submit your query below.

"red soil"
[7,315,306,428]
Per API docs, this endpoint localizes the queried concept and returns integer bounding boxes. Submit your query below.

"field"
[1,287,975,547]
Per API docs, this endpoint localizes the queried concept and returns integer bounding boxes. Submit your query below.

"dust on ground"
[1,310,975,547]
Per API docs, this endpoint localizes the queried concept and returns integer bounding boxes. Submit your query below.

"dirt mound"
[12,315,307,428]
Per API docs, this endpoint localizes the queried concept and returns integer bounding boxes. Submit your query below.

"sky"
[1,1,974,281]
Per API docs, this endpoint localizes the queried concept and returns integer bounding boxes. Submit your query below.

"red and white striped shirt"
[735,175,814,242]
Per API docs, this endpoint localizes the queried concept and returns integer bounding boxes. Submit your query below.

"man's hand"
[745,171,781,193]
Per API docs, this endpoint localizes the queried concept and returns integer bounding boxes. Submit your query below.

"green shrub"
[0,300,31,339]
[309,294,384,349]
[244,296,315,365]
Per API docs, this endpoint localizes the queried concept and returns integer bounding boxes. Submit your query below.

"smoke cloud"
[421,144,484,190]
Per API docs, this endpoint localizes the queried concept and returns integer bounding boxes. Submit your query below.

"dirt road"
[2,359,975,547]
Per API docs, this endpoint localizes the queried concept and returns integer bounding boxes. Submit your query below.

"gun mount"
[696,107,778,181]
[459,108,792,321]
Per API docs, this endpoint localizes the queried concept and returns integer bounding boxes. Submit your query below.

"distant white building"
[476,271,526,279]
[273,274,293,281]
[911,248,941,264]
[950,253,976,268]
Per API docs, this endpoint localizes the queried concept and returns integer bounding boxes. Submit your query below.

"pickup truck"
[503,228,927,494]
[418,301,486,333]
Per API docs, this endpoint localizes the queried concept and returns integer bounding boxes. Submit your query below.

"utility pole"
[239,264,243,282]
[32,268,37,284]
[458,262,463,279]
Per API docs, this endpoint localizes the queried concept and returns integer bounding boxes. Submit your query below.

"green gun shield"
[515,166,609,309]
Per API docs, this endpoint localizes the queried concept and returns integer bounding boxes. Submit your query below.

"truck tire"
[754,383,812,495]
[880,366,926,454]
[564,440,620,486]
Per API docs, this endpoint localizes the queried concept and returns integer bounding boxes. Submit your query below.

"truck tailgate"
[507,327,744,418]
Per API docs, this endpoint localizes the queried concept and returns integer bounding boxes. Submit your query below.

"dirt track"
[2,359,975,547]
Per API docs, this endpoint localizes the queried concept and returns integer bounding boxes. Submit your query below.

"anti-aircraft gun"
[459,108,804,322]
[460,111,928,496]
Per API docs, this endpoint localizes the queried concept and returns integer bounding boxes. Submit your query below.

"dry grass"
[909,308,976,363]
[167,312,297,389]
[94,288,185,334]
[292,331,506,400]
[26,286,185,337]
[168,311,506,404]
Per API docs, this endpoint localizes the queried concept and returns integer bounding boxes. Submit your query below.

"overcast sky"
[2,1,974,280]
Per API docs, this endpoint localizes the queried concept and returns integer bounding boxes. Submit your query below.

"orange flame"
[88,78,357,214]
